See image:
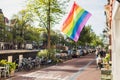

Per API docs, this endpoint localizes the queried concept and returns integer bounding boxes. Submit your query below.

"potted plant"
[0,59,7,66]
[7,62,17,76]
[0,59,17,77]
[103,53,110,69]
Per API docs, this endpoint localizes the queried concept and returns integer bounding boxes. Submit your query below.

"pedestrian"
[98,48,106,58]
[96,54,103,69]
[95,49,99,58]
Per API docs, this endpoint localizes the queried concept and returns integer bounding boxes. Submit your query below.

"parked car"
[71,49,80,58]
[77,49,84,56]
[82,49,88,56]
[60,50,68,59]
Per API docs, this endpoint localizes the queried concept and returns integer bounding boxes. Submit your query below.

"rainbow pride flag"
[61,2,91,42]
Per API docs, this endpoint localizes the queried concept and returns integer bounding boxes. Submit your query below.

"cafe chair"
[1,64,10,78]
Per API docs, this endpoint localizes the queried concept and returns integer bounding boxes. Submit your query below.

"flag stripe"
[62,3,83,33]
[74,13,91,41]
[67,9,84,36]
[61,3,75,32]
[67,9,85,37]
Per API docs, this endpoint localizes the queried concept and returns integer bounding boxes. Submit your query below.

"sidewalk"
[69,54,101,80]
[76,59,101,80]
[6,53,101,80]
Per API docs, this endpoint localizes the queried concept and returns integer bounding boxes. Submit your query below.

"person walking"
[95,49,99,58]
[96,54,102,69]
[99,48,106,58]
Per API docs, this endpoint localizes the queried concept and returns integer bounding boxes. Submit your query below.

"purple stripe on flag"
[74,13,91,42]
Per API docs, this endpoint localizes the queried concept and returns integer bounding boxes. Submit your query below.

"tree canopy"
[26,0,70,49]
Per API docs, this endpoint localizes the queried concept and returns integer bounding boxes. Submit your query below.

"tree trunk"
[47,0,51,50]
[47,29,50,49]
[47,0,51,59]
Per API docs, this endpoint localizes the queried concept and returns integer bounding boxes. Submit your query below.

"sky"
[0,0,26,18]
[0,0,107,36]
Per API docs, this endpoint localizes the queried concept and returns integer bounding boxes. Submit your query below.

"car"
[59,50,68,59]
[82,49,87,56]
[71,49,80,58]
[77,49,84,56]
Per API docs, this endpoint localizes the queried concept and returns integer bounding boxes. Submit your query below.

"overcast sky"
[0,0,26,19]
[0,0,107,36]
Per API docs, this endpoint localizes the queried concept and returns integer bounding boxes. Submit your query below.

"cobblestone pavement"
[5,53,100,80]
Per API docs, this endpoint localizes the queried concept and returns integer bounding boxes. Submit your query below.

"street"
[7,53,100,80]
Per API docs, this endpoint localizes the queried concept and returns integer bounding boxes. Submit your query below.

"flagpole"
[75,41,77,50]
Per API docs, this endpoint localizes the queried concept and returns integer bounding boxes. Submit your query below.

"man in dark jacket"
[99,48,106,58]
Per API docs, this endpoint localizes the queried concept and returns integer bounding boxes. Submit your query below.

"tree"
[26,0,70,49]
[92,35,104,47]
[11,9,32,49]
[78,25,94,46]
[0,11,5,41]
